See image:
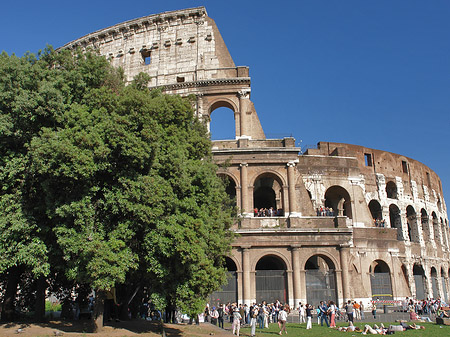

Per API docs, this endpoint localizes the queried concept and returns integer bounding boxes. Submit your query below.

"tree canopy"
[0,47,235,324]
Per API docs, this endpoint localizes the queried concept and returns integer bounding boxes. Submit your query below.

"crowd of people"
[204,300,290,336]
[254,207,284,217]
[316,207,335,216]
[373,218,386,227]
[202,297,449,334]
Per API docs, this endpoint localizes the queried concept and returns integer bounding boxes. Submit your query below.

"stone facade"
[62,7,450,307]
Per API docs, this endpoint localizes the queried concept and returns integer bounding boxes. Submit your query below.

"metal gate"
[255,270,286,304]
[209,271,237,305]
[431,276,438,299]
[414,275,425,300]
[442,277,448,302]
[305,270,337,306]
[370,272,393,300]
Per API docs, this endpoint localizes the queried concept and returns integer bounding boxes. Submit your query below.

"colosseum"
[61,7,450,308]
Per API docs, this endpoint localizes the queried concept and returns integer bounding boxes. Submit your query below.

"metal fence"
[255,270,287,304]
[305,270,337,305]
[370,272,393,300]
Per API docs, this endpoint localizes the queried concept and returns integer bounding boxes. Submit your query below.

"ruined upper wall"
[60,7,236,86]
[306,141,445,206]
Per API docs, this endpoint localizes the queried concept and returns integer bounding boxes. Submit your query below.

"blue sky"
[2,1,450,208]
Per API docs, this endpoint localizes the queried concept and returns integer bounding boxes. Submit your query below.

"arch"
[421,209,430,241]
[369,200,383,226]
[305,254,337,305]
[432,212,440,244]
[413,264,426,300]
[255,255,288,304]
[431,267,439,299]
[208,98,239,140]
[369,260,393,300]
[386,181,398,199]
[441,217,449,249]
[406,206,419,243]
[253,172,286,216]
[389,204,403,240]
[324,185,352,219]
[209,257,238,305]
[218,173,237,203]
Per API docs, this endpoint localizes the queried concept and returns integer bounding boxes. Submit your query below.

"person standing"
[372,302,377,319]
[210,307,219,325]
[278,305,288,335]
[250,306,258,337]
[328,301,336,328]
[319,301,329,327]
[217,304,224,329]
[360,301,365,320]
[306,304,313,329]
[346,300,354,324]
[232,307,242,336]
[298,302,306,323]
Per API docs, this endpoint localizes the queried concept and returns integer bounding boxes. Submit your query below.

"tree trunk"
[1,266,21,322]
[34,276,47,322]
[92,290,105,332]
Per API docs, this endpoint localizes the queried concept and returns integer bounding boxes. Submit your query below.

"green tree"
[17,48,235,330]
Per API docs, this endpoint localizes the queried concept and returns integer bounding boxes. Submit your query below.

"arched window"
[209,101,236,140]
[431,267,438,299]
[421,209,430,241]
[406,206,419,243]
[369,200,383,226]
[432,212,440,244]
[324,186,352,219]
[253,174,284,217]
[389,204,403,240]
[386,181,398,199]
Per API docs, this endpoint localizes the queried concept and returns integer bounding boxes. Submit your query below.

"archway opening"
[369,200,383,226]
[413,264,426,300]
[421,209,430,241]
[255,255,287,304]
[369,260,393,300]
[209,257,238,306]
[324,186,352,219]
[210,106,236,140]
[305,255,337,306]
[432,212,440,244]
[406,206,419,243]
[218,174,237,204]
[253,174,284,217]
[389,204,403,240]
[386,181,398,199]
[431,267,438,299]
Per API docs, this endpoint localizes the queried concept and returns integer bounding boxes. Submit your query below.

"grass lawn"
[237,321,449,336]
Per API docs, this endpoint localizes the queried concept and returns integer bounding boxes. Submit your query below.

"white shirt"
[278,309,288,321]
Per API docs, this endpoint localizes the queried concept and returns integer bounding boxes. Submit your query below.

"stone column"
[287,162,300,217]
[240,163,251,217]
[300,269,307,304]
[339,244,351,302]
[238,90,251,139]
[291,246,302,305]
[242,246,251,306]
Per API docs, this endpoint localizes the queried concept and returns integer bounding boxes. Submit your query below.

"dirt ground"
[0,319,234,337]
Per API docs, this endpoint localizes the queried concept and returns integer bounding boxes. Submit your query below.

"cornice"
[160,77,251,91]
[59,7,207,50]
